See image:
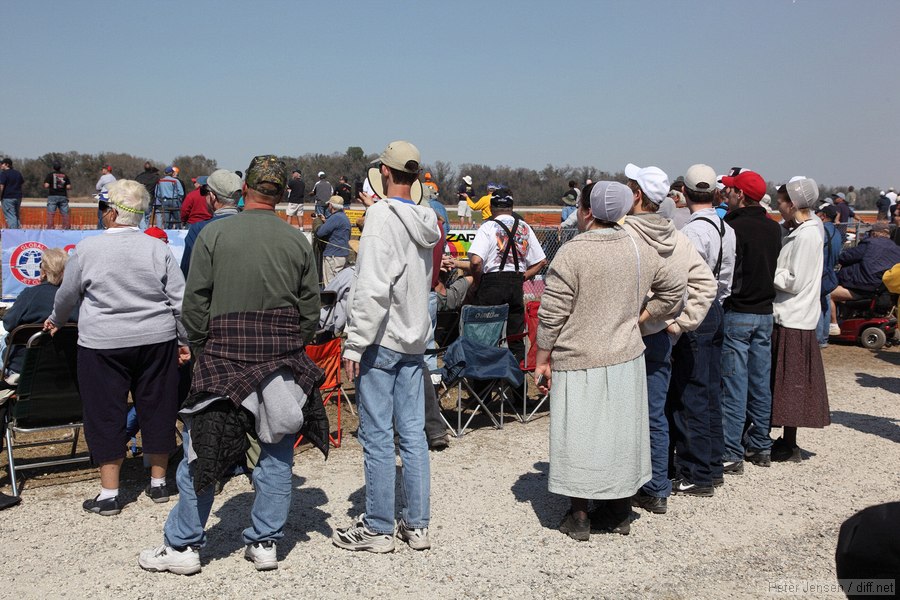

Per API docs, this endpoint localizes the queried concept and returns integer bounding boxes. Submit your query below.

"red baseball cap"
[144,227,169,243]
[720,171,766,202]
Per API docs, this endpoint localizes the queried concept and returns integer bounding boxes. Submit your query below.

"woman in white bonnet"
[535,181,680,540]
[769,178,830,462]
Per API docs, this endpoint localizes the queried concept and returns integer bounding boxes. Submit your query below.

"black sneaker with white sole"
[82,495,122,516]
[671,478,714,497]
[145,484,170,504]
[723,460,744,475]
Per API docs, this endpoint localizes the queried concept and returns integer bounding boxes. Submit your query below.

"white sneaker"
[138,544,201,575]
[829,323,841,336]
[397,520,431,550]
[332,514,395,553]
[244,541,277,571]
[430,373,442,386]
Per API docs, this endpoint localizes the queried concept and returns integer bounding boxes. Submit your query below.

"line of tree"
[0,148,885,210]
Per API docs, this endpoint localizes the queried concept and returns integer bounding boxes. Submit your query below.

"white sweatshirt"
[773,219,824,330]
[343,198,440,362]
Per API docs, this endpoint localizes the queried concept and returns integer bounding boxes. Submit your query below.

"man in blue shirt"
[154,166,185,229]
[0,158,26,228]
[314,195,351,285]
[180,170,243,277]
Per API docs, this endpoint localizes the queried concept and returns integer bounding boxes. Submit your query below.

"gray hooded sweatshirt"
[623,213,717,336]
[343,198,440,362]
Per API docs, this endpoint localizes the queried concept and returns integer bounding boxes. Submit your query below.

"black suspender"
[695,216,725,278]
[490,216,521,272]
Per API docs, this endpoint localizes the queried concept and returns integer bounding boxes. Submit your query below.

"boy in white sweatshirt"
[335,141,441,553]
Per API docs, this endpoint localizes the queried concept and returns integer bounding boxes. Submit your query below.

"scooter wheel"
[860,326,887,351]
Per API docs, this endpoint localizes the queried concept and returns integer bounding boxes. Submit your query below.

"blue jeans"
[424,292,438,374]
[163,425,295,548]
[47,195,69,214]
[816,294,831,346]
[641,330,672,498]
[356,344,430,534]
[667,302,724,486]
[2,197,22,228]
[720,311,774,461]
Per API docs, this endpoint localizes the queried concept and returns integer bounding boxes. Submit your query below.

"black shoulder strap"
[695,216,725,278]
[489,216,521,272]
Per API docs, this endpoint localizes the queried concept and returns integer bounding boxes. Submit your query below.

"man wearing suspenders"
[467,188,547,363]
[667,164,736,497]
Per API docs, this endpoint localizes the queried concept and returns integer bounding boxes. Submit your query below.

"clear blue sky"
[3,0,899,188]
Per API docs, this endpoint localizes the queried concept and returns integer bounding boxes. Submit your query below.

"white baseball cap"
[624,163,669,205]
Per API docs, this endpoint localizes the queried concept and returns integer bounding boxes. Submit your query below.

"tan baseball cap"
[372,140,421,174]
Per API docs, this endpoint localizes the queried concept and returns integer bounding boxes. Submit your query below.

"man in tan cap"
[334,141,440,553]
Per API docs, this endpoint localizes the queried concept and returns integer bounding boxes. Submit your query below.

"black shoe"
[558,511,590,541]
[631,490,667,514]
[83,495,122,516]
[0,491,22,511]
[723,460,744,475]
[713,476,724,488]
[745,448,771,467]
[145,484,170,504]
[428,434,450,451]
[588,507,631,535]
[771,438,802,462]
[671,478,714,497]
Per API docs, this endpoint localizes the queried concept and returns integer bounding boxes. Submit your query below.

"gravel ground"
[2,343,898,600]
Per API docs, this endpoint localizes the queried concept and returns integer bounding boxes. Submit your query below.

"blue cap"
[197,176,208,185]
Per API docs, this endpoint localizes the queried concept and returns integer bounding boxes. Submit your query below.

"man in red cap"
[719,169,783,474]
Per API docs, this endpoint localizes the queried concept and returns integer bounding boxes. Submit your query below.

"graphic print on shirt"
[493,222,529,267]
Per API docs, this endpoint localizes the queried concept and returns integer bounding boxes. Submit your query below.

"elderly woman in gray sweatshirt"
[535,181,681,541]
[45,179,189,516]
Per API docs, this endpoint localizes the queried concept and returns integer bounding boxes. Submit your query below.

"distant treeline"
[0,148,884,209]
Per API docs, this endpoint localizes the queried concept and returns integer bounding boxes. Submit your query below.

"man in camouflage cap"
[141,155,321,574]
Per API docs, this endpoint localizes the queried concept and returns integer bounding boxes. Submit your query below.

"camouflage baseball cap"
[245,155,287,196]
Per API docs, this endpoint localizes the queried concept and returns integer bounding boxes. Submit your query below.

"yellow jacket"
[467,194,493,220]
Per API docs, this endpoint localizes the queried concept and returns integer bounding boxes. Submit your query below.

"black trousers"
[474,271,525,363]
[78,340,180,464]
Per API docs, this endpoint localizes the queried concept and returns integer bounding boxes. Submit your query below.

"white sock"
[150,477,167,488]
[97,487,118,501]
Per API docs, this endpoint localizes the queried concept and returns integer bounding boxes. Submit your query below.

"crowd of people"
[1,143,899,575]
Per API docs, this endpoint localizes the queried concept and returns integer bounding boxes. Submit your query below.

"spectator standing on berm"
[0,158,26,229]
[770,178,830,462]
[43,162,72,229]
[285,169,305,229]
[535,181,681,541]
[141,156,323,574]
[334,140,440,553]
[310,171,333,218]
[44,179,189,516]
[95,165,116,229]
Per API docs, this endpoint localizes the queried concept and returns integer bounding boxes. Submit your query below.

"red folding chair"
[520,300,548,422]
[295,336,349,448]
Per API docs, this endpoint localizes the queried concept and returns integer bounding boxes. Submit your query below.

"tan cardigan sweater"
[536,228,682,371]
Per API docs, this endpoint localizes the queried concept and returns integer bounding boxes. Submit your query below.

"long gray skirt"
[548,356,651,499]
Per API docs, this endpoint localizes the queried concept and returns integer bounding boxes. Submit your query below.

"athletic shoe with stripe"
[138,544,201,575]
[332,515,395,553]
[397,520,431,550]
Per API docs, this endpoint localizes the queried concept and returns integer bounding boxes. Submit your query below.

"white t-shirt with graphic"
[468,214,546,274]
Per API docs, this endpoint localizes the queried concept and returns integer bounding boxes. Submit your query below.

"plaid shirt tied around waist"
[190,306,323,407]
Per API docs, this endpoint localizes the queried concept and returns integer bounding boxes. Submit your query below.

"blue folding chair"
[439,304,524,437]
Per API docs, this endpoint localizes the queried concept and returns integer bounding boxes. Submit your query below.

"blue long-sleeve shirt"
[155,176,184,204]
[316,210,351,257]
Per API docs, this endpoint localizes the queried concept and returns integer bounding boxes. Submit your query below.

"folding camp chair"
[520,300,549,422]
[438,304,524,437]
[2,324,89,496]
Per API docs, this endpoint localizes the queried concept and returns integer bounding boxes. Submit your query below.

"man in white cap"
[666,164,735,498]
[457,175,474,228]
[335,140,440,553]
[309,170,333,218]
[622,163,715,515]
